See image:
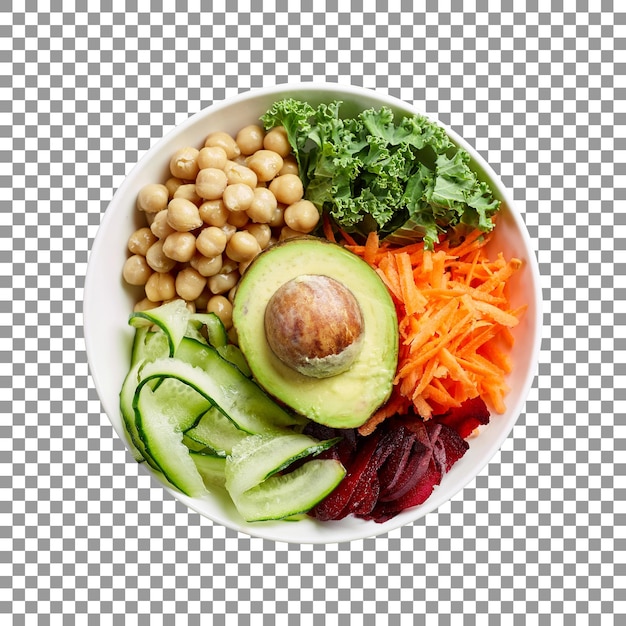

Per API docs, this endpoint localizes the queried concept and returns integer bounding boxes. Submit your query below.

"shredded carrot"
[338,229,358,246]
[363,231,380,265]
[322,213,336,243]
[349,228,525,425]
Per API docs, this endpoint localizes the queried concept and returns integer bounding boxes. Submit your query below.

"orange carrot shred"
[322,213,336,243]
[348,227,524,428]
[364,230,379,265]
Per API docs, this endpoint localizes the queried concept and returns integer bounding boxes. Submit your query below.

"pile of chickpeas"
[122,124,321,338]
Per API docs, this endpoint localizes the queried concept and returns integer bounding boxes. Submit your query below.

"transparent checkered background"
[2,1,624,623]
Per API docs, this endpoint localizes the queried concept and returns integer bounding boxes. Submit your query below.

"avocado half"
[232,237,399,429]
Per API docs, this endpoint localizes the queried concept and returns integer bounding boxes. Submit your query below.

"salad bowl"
[84,82,541,544]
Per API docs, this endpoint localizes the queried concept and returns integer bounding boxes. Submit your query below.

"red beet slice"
[364,457,443,523]
[397,415,432,449]
[350,468,380,517]
[382,442,432,502]
[311,429,381,521]
[435,396,490,439]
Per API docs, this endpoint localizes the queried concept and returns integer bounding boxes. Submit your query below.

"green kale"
[261,98,501,249]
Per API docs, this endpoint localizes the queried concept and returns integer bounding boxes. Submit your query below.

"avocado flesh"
[232,238,399,429]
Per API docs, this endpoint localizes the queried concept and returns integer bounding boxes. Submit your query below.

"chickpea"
[199,199,229,227]
[145,240,177,273]
[195,167,228,200]
[246,149,284,183]
[263,126,291,158]
[244,223,272,249]
[222,183,255,212]
[205,131,240,160]
[134,297,159,312]
[220,222,238,241]
[137,183,169,213]
[161,296,195,312]
[283,199,320,233]
[279,226,306,241]
[196,226,228,258]
[234,154,249,166]
[190,252,224,277]
[227,285,238,304]
[268,204,285,228]
[162,231,197,263]
[246,186,277,223]
[236,124,265,156]
[183,300,197,314]
[278,154,299,176]
[167,197,203,232]
[197,145,228,170]
[145,271,176,302]
[150,209,176,239]
[165,177,185,198]
[128,227,157,256]
[269,173,303,205]
[227,210,249,229]
[123,254,152,286]
[220,257,239,275]
[169,146,200,180]
[238,258,254,275]
[208,269,240,295]
[227,326,239,346]
[207,295,233,330]
[173,183,202,205]
[224,161,257,188]
[225,230,261,263]
[194,287,212,312]
[175,267,207,301]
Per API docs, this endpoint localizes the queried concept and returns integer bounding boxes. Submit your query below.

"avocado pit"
[264,274,364,378]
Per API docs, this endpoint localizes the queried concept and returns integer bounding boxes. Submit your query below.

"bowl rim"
[84,81,542,544]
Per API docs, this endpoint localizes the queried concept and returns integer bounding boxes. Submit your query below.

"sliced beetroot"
[350,466,380,516]
[430,422,470,472]
[380,440,432,502]
[435,396,490,439]
[397,415,432,449]
[377,428,416,495]
[365,456,444,523]
[311,429,381,521]
[309,398,483,524]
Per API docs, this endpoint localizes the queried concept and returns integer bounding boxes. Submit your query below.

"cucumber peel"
[232,459,346,522]
[129,299,190,356]
[120,302,347,522]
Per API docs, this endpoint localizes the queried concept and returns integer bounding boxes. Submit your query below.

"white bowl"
[84,82,542,544]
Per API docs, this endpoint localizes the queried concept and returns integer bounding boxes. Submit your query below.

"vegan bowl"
[84,83,541,544]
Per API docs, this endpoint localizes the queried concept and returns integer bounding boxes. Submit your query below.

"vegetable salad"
[119,97,524,525]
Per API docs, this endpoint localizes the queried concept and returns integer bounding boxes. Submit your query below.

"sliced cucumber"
[143,376,211,433]
[129,300,190,356]
[184,320,209,345]
[141,330,170,364]
[162,339,306,432]
[224,433,340,498]
[184,406,248,455]
[189,312,229,348]
[130,325,150,367]
[190,451,226,488]
[182,435,213,453]
[134,383,207,498]
[216,344,251,377]
[232,459,346,522]
[120,327,171,466]
[120,361,152,464]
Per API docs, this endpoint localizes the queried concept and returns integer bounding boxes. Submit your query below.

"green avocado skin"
[232,237,399,429]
